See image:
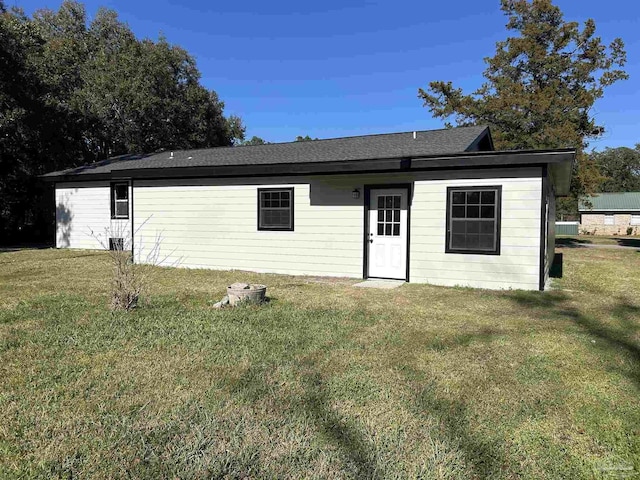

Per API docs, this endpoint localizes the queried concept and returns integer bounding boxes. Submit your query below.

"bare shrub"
[89,219,178,311]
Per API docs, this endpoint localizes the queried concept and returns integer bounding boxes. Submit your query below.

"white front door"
[367,188,408,280]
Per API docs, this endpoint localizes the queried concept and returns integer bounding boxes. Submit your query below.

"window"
[377,195,401,236]
[631,215,640,226]
[604,215,614,225]
[258,188,294,231]
[446,186,501,255]
[111,182,129,219]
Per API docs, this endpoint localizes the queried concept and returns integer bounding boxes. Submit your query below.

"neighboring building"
[42,126,574,291]
[579,192,640,235]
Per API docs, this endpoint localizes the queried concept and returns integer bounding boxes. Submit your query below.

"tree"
[592,146,640,192]
[0,4,84,241]
[418,0,628,217]
[242,136,269,146]
[295,135,318,142]
[0,1,244,243]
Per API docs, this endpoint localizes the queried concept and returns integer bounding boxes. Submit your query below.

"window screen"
[604,215,614,225]
[631,215,640,226]
[258,188,294,230]
[111,182,129,219]
[446,186,501,254]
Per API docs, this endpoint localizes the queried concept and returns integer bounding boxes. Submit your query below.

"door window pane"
[376,195,402,237]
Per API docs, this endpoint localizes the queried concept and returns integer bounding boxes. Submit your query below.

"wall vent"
[109,238,124,251]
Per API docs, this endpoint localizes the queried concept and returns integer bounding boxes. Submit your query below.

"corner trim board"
[539,165,548,291]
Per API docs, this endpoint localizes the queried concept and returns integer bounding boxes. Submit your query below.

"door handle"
[369,238,374,243]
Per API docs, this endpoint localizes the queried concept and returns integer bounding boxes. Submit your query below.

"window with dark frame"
[446,186,501,254]
[111,182,129,219]
[258,188,294,231]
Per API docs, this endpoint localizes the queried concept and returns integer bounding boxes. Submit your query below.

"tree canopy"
[591,146,640,192]
[295,135,318,142]
[241,136,270,146]
[418,0,628,215]
[0,1,244,242]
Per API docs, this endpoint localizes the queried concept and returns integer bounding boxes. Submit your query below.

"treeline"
[591,146,640,193]
[0,0,244,243]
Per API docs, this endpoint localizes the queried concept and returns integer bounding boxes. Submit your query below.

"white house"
[43,126,574,291]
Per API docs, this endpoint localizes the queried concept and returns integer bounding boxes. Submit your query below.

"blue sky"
[12,0,640,149]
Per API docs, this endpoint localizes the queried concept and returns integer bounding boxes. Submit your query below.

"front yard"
[1,245,639,478]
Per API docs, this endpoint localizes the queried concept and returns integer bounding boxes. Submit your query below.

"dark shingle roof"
[579,192,640,211]
[42,126,490,178]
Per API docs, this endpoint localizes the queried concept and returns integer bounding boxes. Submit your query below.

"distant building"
[579,192,640,235]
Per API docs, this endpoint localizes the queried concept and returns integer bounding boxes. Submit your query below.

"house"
[579,192,640,235]
[42,126,574,291]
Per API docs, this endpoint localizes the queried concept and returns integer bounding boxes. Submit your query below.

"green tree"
[0,4,84,241]
[242,136,269,146]
[295,135,318,142]
[592,146,640,192]
[0,0,244,243]
[418,0,628,217]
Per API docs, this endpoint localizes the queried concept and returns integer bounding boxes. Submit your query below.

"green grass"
[1,248,639,479]
[556,234,640,247]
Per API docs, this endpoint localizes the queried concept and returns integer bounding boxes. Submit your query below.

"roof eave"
[42,148,575,183]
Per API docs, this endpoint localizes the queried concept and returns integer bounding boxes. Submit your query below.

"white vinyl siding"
[408,168,542,290]
[56,167,544,290]
[132,167,543,290]
[133,178,364,277]
[55,181,131,249]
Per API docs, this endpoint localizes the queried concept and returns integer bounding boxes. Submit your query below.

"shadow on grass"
[300,364,382,479]
[231,358,383,478]
[508,291,640,386]
[0,244,52,253]
[401,365,506,478]
[555,237,592,248]
[424,327,502,352]
[614,237,640,248]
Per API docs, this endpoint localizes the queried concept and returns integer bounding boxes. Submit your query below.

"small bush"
[627,226,634,235]
[90,225,144,311]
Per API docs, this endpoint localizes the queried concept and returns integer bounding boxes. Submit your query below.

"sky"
[11,0,640,149]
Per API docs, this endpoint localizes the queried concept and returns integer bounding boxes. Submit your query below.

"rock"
[229,282,250,290]
[212,295,230,309]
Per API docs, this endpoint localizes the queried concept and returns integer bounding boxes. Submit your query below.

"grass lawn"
[1,246,639,478]
[556,234,640,248]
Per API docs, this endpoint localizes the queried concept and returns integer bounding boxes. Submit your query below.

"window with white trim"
[631,215,640,225]
[110,182,129,219]
[604,215,614,225]
[258,188,294,231]
[446,186,501,254]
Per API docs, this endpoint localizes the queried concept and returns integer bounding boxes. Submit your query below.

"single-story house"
[579,192,640,235]
[42,126,574,291]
